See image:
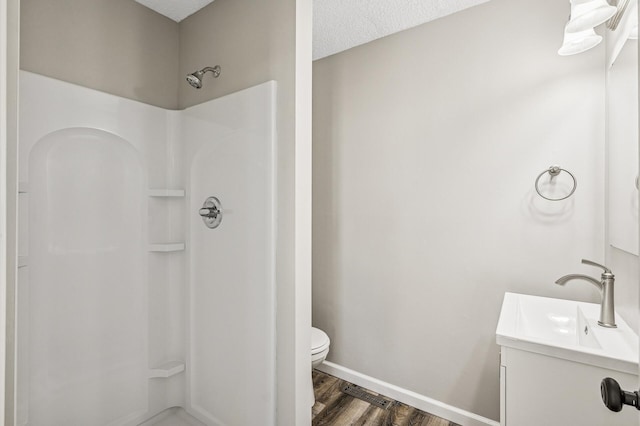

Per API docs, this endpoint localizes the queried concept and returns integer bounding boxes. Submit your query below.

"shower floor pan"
[139,407,206,426]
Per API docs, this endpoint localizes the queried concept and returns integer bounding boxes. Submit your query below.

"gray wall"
[179,0,270,109]
[20,0,179,109]
[312,0,605,420]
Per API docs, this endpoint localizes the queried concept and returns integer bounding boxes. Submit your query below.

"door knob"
[601,377,640,412]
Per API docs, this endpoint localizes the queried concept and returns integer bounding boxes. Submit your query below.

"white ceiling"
[134,0,490,59]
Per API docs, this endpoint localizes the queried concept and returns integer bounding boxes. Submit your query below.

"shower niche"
[17,71,276,426]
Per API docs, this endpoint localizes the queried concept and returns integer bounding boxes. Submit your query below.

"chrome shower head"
[186,66,221,89]
[186,73,203,89]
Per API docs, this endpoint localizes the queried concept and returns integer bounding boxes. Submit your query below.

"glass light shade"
[630,25,638,39]
[566,0,617,32]
[558,27,603,55]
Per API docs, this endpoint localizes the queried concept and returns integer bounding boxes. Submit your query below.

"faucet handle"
[582,259,612,274]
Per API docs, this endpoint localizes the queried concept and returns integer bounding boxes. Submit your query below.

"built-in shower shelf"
[18,256,28,268]
[148,243,185,252]
[148,189,185,197]
[148,361,185,378]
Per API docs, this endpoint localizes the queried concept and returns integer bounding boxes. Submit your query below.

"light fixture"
[606,0,631,30]
[629,24,638,39]
[558,27,603,55]
[566,0,617,33]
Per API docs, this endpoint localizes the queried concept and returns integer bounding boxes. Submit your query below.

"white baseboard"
[317,361,499,426]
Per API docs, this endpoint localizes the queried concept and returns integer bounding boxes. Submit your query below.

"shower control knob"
[200,196,223,229]
[199,207,219,218]
[601,377,640,412]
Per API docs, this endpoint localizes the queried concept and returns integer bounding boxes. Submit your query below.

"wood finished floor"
[312,371,460,426]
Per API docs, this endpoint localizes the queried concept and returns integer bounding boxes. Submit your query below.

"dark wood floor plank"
[387,403,418,426]
[312,370,460,426]
[313,391,351,425]
[315,377,344,411]
[424,416,455,426]
[313,370,340,399]
[351,404,385,426]
[313,374,340,405]
[406,408,429,426]
[314,394,370,425]
[312,401,326,419]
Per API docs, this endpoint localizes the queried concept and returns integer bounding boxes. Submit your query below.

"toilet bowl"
[311,327,330,405]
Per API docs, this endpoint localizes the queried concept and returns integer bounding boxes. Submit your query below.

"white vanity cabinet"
[496,293,639,426]
[499,346,637,425]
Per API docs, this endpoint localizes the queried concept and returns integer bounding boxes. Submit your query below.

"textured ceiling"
[313,0,491,59]
[134,0,490,59]
[134,0,214,22]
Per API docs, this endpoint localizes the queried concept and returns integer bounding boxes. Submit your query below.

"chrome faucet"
[555,259,616,328]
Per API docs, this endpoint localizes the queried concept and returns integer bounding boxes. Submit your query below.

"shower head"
[186,65,221,89]
[186,73,203,89]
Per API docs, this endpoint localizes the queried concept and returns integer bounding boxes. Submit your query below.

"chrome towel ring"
[535,165,577,201]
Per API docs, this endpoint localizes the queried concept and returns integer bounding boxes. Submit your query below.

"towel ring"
[534,165,577,201]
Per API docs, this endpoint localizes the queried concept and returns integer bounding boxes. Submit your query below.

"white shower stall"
[16,71,276,425]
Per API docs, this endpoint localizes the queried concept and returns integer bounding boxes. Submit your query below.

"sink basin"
[496,292,638,374]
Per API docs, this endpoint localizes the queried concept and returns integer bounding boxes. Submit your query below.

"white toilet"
[311,327,330,405]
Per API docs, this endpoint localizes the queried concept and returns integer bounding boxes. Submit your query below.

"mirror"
[607,8,638,256]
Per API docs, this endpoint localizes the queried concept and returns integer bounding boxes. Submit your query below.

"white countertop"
[496,292,638,374]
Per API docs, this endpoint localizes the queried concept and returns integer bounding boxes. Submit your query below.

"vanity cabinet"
[499,346,637,426]
[496,292,639,426]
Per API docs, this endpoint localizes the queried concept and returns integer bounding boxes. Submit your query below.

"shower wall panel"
[18,72,172,426]
[18,72,277,426]
[181,82,276,426]
[27,128,146,426]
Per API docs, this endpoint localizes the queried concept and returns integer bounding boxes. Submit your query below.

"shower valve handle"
[199,196,223,229]
[199,207,219,218]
